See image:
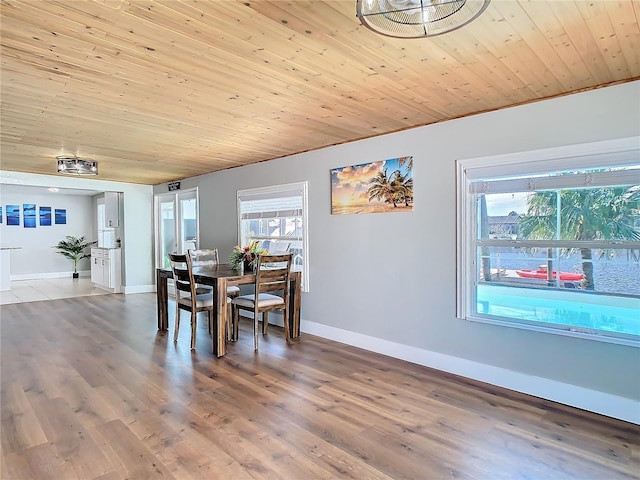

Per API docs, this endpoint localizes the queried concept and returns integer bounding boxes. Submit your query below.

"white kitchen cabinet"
[90,250,102,284]
[104,192,121,227]
[91,248,121,292]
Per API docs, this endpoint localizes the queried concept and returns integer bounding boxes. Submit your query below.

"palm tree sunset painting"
[331,156,414,215]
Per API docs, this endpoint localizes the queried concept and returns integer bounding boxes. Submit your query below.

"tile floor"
[0,277,111,305]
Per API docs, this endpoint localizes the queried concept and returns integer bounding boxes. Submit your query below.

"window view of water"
[476,248,640,339]
[477,284,640,336]
[480,248,640,296]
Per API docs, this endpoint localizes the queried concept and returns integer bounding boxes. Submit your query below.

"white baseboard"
[11,270,91,280]
[123,284,155,294]
[300,319,640,425]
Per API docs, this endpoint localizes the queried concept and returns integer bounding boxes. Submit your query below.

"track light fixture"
[56,155,98,176]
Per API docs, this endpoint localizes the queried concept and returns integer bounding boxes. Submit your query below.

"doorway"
[154,188,200,271]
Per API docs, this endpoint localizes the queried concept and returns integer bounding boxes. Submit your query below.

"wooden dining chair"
[188,248,241,298]
[231,253,293,350]
[188,248,238,339]
[168,252,215,350]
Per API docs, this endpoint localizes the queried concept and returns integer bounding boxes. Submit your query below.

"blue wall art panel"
[0,207,2,223]
[39,206,52,226]
[23,203,36,228]
[55,208,67,225]
[6,205,20,225]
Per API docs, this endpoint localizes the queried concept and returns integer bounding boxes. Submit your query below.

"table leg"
[156,269,168,331]
[289,271,301,338]
[213,277,228,357]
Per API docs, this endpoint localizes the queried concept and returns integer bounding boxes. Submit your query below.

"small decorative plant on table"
[230,241,268,272]
[53,235,96,278]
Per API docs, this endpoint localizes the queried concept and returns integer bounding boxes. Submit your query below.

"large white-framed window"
[237,181,309,292]
[456,137,640,347]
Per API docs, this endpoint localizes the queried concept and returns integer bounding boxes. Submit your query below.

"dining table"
[156,263,301,357]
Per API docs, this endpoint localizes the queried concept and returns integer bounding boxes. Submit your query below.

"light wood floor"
[1,293,638,480]
[0,277,109,305]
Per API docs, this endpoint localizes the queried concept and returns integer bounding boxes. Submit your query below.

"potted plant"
[229,241,269,271]
[53,235,96,278]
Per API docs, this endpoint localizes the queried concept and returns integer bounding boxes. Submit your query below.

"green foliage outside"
[519,185,640,290]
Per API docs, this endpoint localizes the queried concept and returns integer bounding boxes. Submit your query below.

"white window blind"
[239,188,303,220]
[469,169,639,195]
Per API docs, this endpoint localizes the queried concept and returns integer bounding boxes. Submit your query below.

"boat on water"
[515,269,584,281]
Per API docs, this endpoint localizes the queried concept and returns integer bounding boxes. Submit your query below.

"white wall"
[0,172,155,292]
[155,81,640,423]
[0,190,94,277]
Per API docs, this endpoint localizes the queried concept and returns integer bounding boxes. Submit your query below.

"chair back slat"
[255,254,292,296]
[188,248,219,268]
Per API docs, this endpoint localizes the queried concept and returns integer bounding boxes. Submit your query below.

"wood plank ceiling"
[1,0,639,185]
